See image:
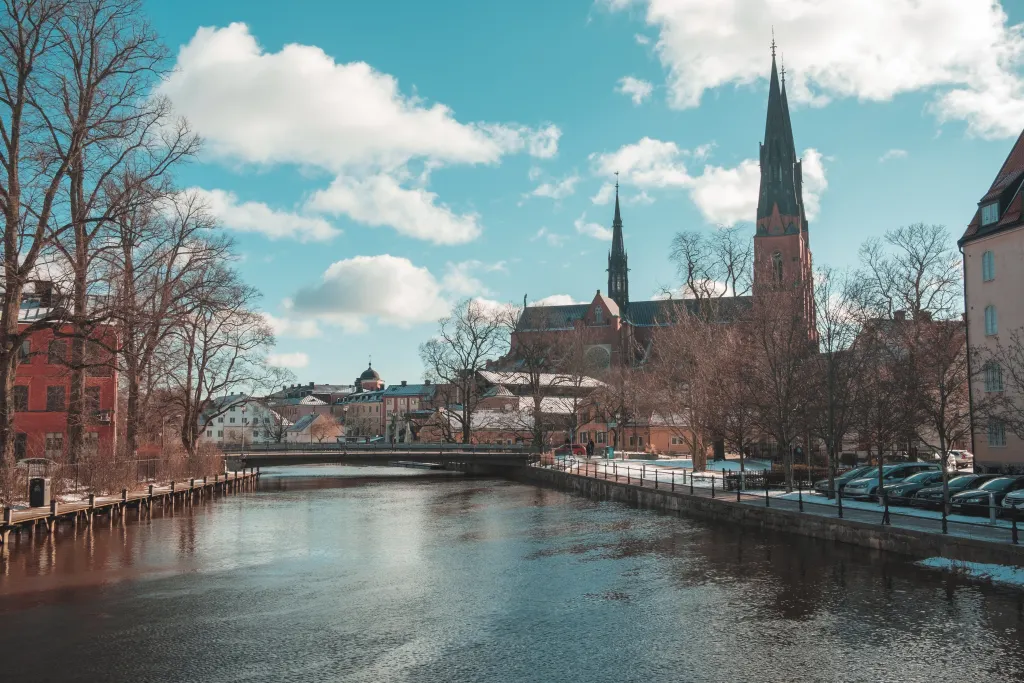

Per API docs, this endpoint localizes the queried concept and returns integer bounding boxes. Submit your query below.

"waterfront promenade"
[527,459,1024,565]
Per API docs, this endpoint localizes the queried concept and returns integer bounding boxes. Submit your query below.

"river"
[1,466,1023,682]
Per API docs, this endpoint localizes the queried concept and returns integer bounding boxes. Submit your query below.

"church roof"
[515,296,753,332]
[516,304,589,331]
[757,52,803,225]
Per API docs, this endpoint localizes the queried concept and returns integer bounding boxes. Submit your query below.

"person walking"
[587,439,595,457]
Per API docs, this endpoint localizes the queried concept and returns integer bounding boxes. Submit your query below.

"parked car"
[882,470,946,502]
[949,450,974,469]
[842,463,940,499]
[554,444,587,457]
[1001,488,1024,515]
[951,476,1024,515]
[911,474,999,509]
[813,466,874,495]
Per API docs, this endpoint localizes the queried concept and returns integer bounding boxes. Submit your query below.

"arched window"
[984,361,1004,392]
[982,250,995,282]
[594,306,603,324]
[985,305,998,336]
[772,251,783,284]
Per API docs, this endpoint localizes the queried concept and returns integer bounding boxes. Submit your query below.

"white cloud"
[603,0,1024,138]
[441,260,506,297]
[635,33,651,46]
[159,23,560,245]
[306,174,481,245]
[267,352,310,369]
[574,213,613,241]
[188,188,339,242]
[617,76,654,105]
[530,294,580,306]
[530,174,580,200]
[290,255,452,332]
[591,182,616,205]
[531,227,567,247]
[879,148,908,163]
[593,138,827,225]
[262,312,322,339]
[159,23,559,170]
[528,166,543,181]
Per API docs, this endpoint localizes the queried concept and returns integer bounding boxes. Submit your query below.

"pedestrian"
[587,439,595,457]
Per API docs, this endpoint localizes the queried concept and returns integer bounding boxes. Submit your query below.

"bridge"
[221,443,537,472]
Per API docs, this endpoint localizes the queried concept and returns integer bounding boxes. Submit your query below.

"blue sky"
[143,0,1024,386]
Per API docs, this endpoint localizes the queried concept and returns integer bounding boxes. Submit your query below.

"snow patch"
[917,557,1024,588]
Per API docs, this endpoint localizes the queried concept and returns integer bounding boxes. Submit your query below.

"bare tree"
[592,365,645,452]
[420,298,508,443]
[668,225,753,300]
[807,267,864,496]
[705,325,757,473]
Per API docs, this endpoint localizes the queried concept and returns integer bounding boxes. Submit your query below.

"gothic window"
[594,306,603,324]
[772,251,783,284]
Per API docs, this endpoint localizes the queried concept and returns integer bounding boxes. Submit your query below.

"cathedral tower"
[753,45,816,344]
[607,182,629,312]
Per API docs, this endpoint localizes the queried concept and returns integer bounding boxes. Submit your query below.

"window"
[229,417,236,423]
[253,430,260,438]
[45,432,63,452]
[242,417,248,425]
[48,339,66,365]
[671,436,683,445]
[985,305,998,335]
[12,385,28,412]
[264,417,270,424]
[17,340,30,363]
[985,362,1004,392]
[14,433,26,459]
[597,432,606,444]
[981,202,999,226]
[85,386,100,414]
[85,340,111,376]
[217,430,223,438]
[46,386,65,412]
[218,417,224,423]
[594,306,604,324]
[982,250,996,282]
[772,251,783,284]
[207,430,213,437]
[989,420,1007,447]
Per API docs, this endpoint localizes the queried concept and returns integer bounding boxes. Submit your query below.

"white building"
[198,394,289,445]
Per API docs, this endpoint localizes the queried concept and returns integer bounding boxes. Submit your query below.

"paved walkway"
[547,461,1021,547]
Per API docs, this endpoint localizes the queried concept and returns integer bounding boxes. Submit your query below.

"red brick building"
[13,302,118,460]
[510,50,815,367]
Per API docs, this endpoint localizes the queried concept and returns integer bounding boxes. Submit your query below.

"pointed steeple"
[756,46,803,229]
[607,178,629,312]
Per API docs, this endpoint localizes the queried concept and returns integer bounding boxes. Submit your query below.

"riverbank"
[513,464,1024,567]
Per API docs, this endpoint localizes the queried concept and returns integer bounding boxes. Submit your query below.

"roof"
[478,370,603,389]
[516,296,752,333]
[360,364,381,381]
[269,395,327,406]
[383,383,436,397]
[482,384,514,398]
[339,389,384,403]
[961,127,1024,244]
[516,304,589,331]
[286,414,319,432]
[517,396,579,414]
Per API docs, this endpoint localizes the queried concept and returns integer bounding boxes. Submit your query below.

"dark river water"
[1,466,1024,683]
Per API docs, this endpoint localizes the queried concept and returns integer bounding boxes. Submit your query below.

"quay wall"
[510,466,1024,567]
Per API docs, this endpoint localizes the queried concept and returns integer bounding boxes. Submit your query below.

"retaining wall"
[512,467,1024,566]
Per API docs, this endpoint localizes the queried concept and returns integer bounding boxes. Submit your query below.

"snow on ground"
[557,456,771,488]
[917,558,1024,588]
[778,490,1018,529]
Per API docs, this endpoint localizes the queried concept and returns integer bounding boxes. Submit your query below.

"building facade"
[198,394,287,445]
[13,285,118,461]
[960,128,1024,471]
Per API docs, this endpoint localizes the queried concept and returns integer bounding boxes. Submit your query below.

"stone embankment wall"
[511,467,1024,567]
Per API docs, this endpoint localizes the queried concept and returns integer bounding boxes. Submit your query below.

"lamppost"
[241,403,247,455]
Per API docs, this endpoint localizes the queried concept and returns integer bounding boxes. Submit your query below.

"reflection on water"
[1,465,1023,683]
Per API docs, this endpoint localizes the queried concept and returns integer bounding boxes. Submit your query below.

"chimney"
[424,379,431,385]
[894,310,906,322]
[309,381,314,388]
[401,380,407,386]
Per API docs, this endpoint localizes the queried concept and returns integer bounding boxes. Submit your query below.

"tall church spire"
[607,178,629,312]
[756,47,804,234]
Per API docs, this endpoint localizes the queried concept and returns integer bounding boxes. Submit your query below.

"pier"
[0,468,261,551]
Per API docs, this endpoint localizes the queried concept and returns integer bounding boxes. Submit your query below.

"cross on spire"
[780,53,786,84]
[771,27,776,58]
[614,170,619,189]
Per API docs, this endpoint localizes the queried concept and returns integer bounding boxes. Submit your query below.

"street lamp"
[241,403,247,455]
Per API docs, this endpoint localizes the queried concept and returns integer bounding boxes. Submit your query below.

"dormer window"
[981,202,999,226]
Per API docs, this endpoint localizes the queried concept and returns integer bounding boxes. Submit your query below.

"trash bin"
[29,477,51,508]
[606,446,615,459]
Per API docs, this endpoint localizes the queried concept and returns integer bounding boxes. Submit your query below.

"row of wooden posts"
[0,467,261,549]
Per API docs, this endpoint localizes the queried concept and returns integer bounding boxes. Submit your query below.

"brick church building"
[511,49,816,367]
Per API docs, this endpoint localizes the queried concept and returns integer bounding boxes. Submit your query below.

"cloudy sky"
[145,0,1024,385]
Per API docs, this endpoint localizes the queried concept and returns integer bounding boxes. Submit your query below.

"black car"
[882,470,946,504]
[911,474,999,509]
[950,476,1024,515]
[813,465,875,495]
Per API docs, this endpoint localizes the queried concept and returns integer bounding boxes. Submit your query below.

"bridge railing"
[219,441,529,455]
